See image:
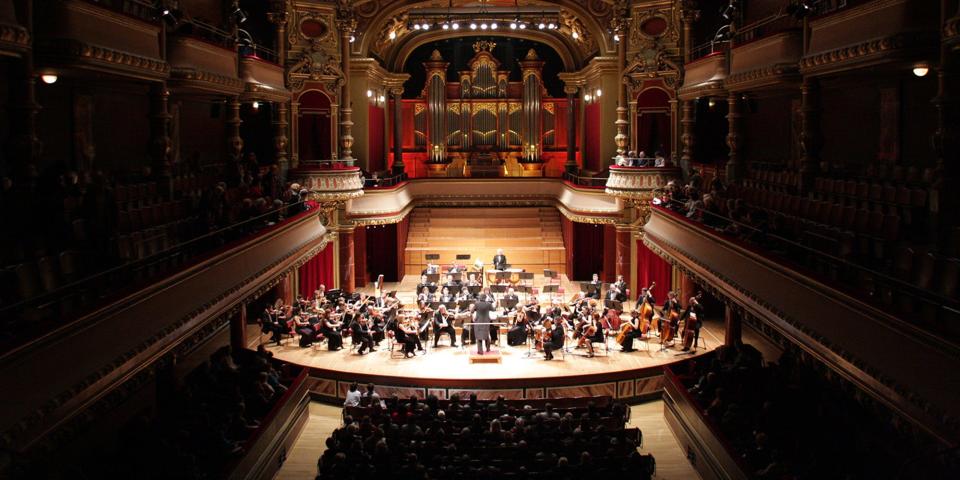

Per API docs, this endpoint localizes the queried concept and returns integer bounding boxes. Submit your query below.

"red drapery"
[572,222,604,281]
[299,245,334,299]
[635,239,671,294]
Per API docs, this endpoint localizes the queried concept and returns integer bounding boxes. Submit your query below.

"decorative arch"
[297,89,335,162]
[388,30,579,72]
[634,86,672,158]
[351,0,616,63]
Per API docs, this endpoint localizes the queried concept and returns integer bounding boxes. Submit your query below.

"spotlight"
[595,88,602,97]
[510,22,517,29]
[349,35,356,43]
[548,23,556,29]
[388,30,396,40]
[519,23,526,29]
[422,23,429,30]
[613,33,620,42]
[913,63,930,77]
[452,22,460,30]
[251,101,260,110]
[40,74,58,84]
[708,98,716,109]
[584,94,592,102]
[162,8,170,16]
[470,23,477,30]
[442,23,450,30]
[490,22,497,29]
[367,89,373,98]
[538,22,545,29]
[480,23,488,30]
[572,31,579,39]
[413,24,421,30]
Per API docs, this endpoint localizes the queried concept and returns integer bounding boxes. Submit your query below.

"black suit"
[350,318,374,353]
[543,324,565,360]
[492,254,507,270]
[473,301,494,354]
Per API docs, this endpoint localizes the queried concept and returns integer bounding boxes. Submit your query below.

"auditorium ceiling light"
[480,23,488,30]
[452,22,460,30]
[442,23,450,30]
[40,74,58,84]
[613,33,620,42]
[510,22,517,29]
[349,35,356,43]
[470,22,477,30]
[422,23,430,30]
[571,31,579,39]
[490,22,498,29]
[388,30,396,40]
[538,22,545,29]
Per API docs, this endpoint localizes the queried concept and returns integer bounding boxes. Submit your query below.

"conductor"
[492,249,507,270]
[473,298,494,354]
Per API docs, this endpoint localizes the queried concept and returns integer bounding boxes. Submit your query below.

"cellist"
[681,294,704,351]
[661,291,682,344]
[637,284,657,336]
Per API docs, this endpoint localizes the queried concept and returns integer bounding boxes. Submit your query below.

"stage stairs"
[404,207,566,276]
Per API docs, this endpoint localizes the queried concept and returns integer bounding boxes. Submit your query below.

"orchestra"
[257,251,707,361]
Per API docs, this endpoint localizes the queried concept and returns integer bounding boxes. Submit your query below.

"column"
[354,226,368,287]
[6,32,41,184]
[725,92,742,184]
[226,96,243,162]
[724,303,742,347]
[391,87,405,175]
[564,86,578,172]
[149,83,173,195]
[274,101,290,178]
[230,303,247,350]
[267,5,288,63]
[614,26,629,156]
[680,270,697,308]
[798,77,821,194]
[681,1,699,64]
[680,100,695,173]
[933,3,959,247]
[615,227,632,288]
[338,228,355,293]
[337,16,356,160]
[603,224,617,282]
[290,101,300,169]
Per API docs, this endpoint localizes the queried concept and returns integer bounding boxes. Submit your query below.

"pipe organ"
[413,41,563,167]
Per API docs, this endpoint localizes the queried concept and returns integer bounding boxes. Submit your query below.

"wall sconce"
[912,62,930,77]
[595,88,602,97]
[584,94,592,103]
[40,74,58,84]
[251,101,260,111]
[366,89,373,98]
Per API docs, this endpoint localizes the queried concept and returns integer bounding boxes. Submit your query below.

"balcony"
[0,2,29,57]
[727,30,803,92]
[605,166,682,200]
[643,206,960,444]
[34,0,168,80]
[168,34,244,95]
[800,0,940,76]
[239,53,290,102]
[0,208,327,453]
[679,50,727,101]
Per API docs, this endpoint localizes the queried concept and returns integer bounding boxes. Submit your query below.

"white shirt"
[344,390,362,407]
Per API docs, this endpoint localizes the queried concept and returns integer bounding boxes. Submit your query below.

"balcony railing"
[83,0,159,24]
[0,199,316,355]
[688,39,728,62]
[562,170,608,187]
[733,13,799,45]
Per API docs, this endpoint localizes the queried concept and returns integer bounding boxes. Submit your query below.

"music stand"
[580,282,600,293]
[428,302,440,310]
[458,300,474,311]
[603,300,623,312]
[425,284,438,294]
[500,298,519,310]
[425,253,439,273]
[443,301,457,310]
[426,273,440,284]
[519,272,534,285]
[490,285,507,294]
[467,285,481,295]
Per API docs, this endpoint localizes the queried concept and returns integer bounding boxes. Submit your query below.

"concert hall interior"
[1,0,959,478]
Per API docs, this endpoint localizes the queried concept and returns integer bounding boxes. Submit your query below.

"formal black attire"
[473,300,494,354]
[350,317,374,354]
[586,280,602,299]
[507,317,528,346]
[492,254,507,270]
[543,324,565,360]
[320,318,343,350]
[620,316,642,352]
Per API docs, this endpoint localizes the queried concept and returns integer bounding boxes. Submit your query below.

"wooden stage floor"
[254,274,724,396]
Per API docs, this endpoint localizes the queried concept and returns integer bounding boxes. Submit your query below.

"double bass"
[681,293,704,350]
[638,282,656,335]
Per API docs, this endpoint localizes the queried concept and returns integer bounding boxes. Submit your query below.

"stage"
[252,274,723,402]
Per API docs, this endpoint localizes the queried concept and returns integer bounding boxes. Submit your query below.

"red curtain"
[635,240,671,294]
[636,112,670,156]
[573,222,604,281]
[299,245,334,299]
[365,214,410,282]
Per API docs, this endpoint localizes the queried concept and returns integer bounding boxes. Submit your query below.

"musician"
[368,307,386,344]
[444,273,461,289]
[507,306,528,346]
[523,297,542,324]
[319,310,344,351]
[681,296,704,351]
[478,287,494,303]
[542,320,565,361]
[397,318,423,358]
[586,273,602,299]
[456,285,474,302]
[417,287,435,307]
[577,312,604,358]
[314,285,326,303]
[619,311,642,353]
[422,263,439,275]
[605,286,622,303]
[570,291,588,311]
[502,288,519,312]
[662,291,682,342]
[261,306,285,345]
[438,286,455,303]
[492,249,507,270]
[637,287,655,308]
[352,314,374,354]
[613,275,627,296]
[293,314,318,348]
[433,304,458,347]
[473,298,494,354]
[417,274,435,293]
[448,263,462,274]
[417,302,433,342]
[466,273,481,287]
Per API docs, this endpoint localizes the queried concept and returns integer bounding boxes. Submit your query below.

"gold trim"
[38,39,170,80]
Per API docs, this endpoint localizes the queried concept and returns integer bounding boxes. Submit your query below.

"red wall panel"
[584,102,602,171]
[368,104,385,172]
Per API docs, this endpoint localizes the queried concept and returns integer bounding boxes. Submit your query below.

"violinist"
[416,274,435,294]
[433,304,458,347]
[587,273,602,299]
[542,318,565,361]
[293,313,317,348]
[368,307,386,344]
[605,286,622,303]
[466,273,481,287]
[613,275,627,299]
[417,287,435,307]
[320,310,344,351]
[456,285,474,302]
[444,273,461,289]
[397,317,423,358]
[577,312,604,358]
[507,306,528,346]
[261,305,285,345]
[478,286,494,303]
[351,312,374,354]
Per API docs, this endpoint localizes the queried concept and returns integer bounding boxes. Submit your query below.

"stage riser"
[404,207,567,276]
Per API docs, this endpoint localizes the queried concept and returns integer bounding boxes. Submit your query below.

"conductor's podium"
[404,207,566,276]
